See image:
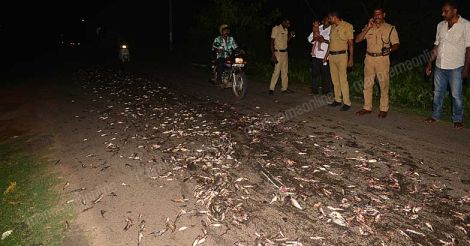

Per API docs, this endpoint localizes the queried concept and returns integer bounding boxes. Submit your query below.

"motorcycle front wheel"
[232,72,247,99]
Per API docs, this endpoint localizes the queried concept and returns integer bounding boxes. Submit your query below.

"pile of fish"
[74,69,469,245]
[78,70,255,243]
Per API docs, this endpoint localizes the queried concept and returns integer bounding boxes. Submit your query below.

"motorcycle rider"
[212,24,238,83]
[119,42,130,62]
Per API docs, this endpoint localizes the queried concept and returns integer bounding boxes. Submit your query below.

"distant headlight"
[235,57,244,64]
[121,45,127,49]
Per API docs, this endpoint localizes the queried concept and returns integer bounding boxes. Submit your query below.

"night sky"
[1,0,469,65]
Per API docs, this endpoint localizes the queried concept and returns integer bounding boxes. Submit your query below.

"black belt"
[274,49,287,52]
[367,52,388,57]
[329,50,346,55]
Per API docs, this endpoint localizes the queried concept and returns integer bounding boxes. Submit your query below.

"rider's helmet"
[219,24,229,35]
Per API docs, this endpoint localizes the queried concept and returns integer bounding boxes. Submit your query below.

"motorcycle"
[119,44,130,63]
[211,50,248,99]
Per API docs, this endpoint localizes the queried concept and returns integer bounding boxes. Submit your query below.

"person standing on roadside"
[325,11,354,111]
[355,7,400,118]
[269,17,295,95]
[425,0,470,129]
[308,16,332,95]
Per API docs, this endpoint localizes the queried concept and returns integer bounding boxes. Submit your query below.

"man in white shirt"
[426,0,470,129]
[308,16,332,95]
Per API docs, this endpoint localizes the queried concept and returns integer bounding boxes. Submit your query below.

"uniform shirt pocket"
[338,29,348,41]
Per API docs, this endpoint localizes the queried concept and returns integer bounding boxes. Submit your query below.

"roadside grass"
[0,140,72,246]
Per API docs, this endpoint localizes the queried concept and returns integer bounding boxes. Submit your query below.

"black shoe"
[454,122,464,129]
[340,105,351,111]
[328,101,341,107]
[378,111,388,118]
[268,90,274,95]
[281,89,294,94]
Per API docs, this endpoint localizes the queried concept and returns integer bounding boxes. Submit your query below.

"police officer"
[269,17,295,95]
[326,11,354,111]
[355,8,400,118]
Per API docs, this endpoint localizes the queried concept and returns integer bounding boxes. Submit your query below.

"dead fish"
[70,187,86,193]
[92,193,104,204]
[200,219,208,228]
[453,211,466,221]
[425,222,434,232]
[405,229,425,237]
[1,230,13,240]
[270,195,279,204]
[398,230,411,239]
[149,228,167,237]
[192,235,207,246]
[438,239,456,246]
[82,206,94,212]
[171,198,188,203]
[290,197,303,210]
[327,206,344,211]
[274,237,289,242]
[139,220,146,231]
[63,182,70,190]
[138,232,143,246]
[455,225,467,235]
[178,226,188,232]
[329,212,347,227]
[165,217,176,232]
[235,177,248,182]
[124,217,134,231]
[100,166,110,171]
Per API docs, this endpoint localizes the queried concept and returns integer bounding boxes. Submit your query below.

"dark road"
[1,61,469,245]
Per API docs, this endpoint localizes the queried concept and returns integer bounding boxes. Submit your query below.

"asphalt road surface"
[1,61,469,246]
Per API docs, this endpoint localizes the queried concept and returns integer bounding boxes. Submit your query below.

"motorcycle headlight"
[235,57,244,64]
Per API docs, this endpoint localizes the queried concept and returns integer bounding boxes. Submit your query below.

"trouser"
[329,54,351,106]
[432,66,464,123]
[216,58,225,82]
[311,57,332,94]
[269,52,289,91]
[363,55,391,111]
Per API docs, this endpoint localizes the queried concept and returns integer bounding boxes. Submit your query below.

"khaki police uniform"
[329,20,354,106]
[270,24,289,91]
[363,22,399,112]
